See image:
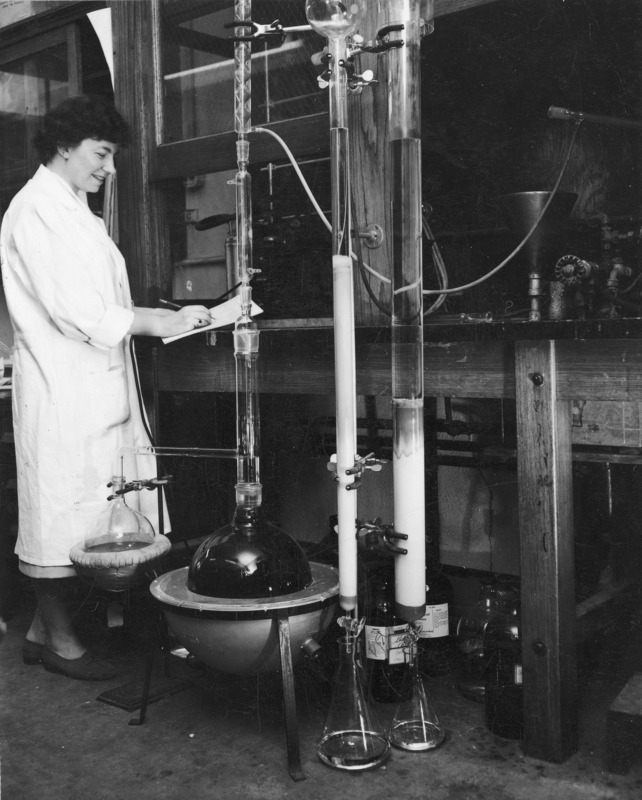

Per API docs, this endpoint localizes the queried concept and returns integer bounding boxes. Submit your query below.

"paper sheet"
[161,296,263,344]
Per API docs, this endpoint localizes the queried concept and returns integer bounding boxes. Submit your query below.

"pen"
[159,299,183,310]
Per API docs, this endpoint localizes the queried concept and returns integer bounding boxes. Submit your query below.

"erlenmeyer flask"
[318,618,390,771]
[389,637,446,751]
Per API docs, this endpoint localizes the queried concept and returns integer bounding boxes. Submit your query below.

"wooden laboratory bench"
[136,314,642,765]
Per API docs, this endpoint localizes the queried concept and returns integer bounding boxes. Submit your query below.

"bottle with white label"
[483,587,522,739]
[364,563,409,703]
[416,564,454,676]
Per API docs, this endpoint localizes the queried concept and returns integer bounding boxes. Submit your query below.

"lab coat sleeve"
[7,197,134,350]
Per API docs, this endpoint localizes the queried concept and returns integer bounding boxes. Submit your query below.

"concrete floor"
[1,577,642,800]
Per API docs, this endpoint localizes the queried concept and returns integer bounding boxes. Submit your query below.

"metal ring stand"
[129,601,306,781]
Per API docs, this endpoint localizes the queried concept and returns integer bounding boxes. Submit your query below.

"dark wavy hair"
[33,94,131,165]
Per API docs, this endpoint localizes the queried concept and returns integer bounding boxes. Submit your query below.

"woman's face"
[58,138,119,195]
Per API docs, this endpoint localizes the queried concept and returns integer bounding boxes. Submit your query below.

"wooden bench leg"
[515,340,577,762]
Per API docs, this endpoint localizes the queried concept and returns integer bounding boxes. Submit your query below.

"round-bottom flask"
[318,624,390,771]
[84,476,155,552]
[187,504,312,598]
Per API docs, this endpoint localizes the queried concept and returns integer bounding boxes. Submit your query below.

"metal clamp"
[349,23,404,58]
[339,58,376,93]
[346,452,386,474]
[107,476,172,501]
[225,18,311,45]
[357,518,409,556]
[327,452,387,489]
[225,18,286,44]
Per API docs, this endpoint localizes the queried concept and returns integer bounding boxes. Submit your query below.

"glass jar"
[455,579,512,702]
[483,588,522,739]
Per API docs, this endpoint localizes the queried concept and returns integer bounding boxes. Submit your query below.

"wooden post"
[109,0,174,306]
[515,340,577,761]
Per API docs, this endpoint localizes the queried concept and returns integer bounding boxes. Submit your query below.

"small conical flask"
[318,617,390,771]
[84,475,155,552]
[389,631,446,751]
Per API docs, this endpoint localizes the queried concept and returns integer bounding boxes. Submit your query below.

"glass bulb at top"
[305,1,365,39]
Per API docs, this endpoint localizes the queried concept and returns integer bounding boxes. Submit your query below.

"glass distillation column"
[388,0,427,625]
[188,0,313,598]
[234,0,260,513]
[385,2,445,753]
[306,0,389,772]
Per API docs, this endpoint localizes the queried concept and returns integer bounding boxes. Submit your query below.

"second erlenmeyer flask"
[389,636,446,751]
[318,619,390,771]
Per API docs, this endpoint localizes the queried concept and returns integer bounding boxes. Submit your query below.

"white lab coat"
[0,165,166,567]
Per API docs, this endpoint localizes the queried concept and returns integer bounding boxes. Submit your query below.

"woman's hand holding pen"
[130,302,212,338]
[161,304,212,336]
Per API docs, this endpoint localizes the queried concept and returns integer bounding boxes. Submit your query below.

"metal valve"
[554,254,597,285]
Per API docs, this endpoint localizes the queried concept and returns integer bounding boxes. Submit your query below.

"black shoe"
[43,648,118,681]
[22,639,46,665]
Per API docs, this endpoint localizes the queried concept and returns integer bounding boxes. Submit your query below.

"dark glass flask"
[364,562,409,703]
[187,504,312,598]
[483,588,522,739]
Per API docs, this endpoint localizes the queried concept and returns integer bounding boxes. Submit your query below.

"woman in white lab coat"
[0,95,212,680]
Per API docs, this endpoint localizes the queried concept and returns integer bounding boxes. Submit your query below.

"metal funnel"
[497,191,577,274]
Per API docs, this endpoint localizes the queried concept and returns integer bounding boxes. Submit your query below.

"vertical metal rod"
[388,0,426,622]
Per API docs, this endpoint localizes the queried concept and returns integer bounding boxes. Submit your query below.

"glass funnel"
[83,475,155,552]
[389,633,446,751]
[318,617,390,771]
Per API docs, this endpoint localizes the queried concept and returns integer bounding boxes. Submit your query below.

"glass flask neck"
[232,503,262,536]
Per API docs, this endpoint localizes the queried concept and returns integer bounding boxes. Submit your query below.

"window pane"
[160,0,328,143]
[0,18,114,215]
[0,43,69,212]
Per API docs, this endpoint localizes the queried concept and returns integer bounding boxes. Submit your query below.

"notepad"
[162,296,263,344]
